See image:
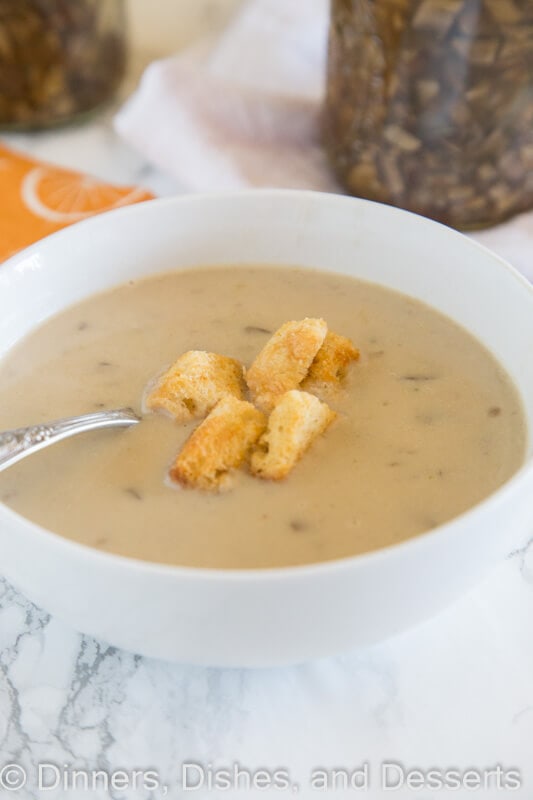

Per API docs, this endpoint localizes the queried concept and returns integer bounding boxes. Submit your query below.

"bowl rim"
[1,188,532,582]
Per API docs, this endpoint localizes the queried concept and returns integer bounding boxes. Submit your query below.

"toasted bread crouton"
[145,351,244,423]
[302,331,360,394]
[170,395,266,491]
[251,390,336,480]
[246,318,327,411]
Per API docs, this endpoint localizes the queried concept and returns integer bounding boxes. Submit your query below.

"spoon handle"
[0,408,140,473]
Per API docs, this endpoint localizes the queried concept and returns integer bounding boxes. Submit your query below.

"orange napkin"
[0,144,154,262]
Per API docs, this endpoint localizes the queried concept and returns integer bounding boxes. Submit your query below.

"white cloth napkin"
[115,0,533,281]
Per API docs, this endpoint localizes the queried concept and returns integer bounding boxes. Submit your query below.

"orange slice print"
[22,167,152,223]
[0,144,154,262]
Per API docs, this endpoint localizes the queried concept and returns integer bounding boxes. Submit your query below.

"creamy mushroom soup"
[0,266,525,569]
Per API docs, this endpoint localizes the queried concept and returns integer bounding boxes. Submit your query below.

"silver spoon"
[0,408,140,473]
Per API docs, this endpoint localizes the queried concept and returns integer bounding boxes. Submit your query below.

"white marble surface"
[1,4,533,799]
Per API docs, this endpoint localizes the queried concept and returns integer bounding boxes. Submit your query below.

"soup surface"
[0,266,526,569]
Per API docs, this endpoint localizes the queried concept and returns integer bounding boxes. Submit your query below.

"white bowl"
[0,191,532,667]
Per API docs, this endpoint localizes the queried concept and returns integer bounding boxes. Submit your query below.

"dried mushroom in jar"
[0,0,126,129]
[324,0,533,230]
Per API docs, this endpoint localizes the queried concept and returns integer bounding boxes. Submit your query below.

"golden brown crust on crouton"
[145,351,245,423]
[245,318,327,411]
[251,390,336,480]
[170,395,266,491]
[302,331,360,394]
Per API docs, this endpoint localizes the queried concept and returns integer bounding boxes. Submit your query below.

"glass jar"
[324,0,533,230]
[0,0,127,130]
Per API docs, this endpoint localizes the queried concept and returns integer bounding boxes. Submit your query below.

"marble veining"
[0,544,532,799]
[0,24,532,800]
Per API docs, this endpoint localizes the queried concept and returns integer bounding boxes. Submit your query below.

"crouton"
[302,331,360,394]
[251,390,336,480]
[145,351,245,423]
[246,318,327,411]
[170,395,266,491]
